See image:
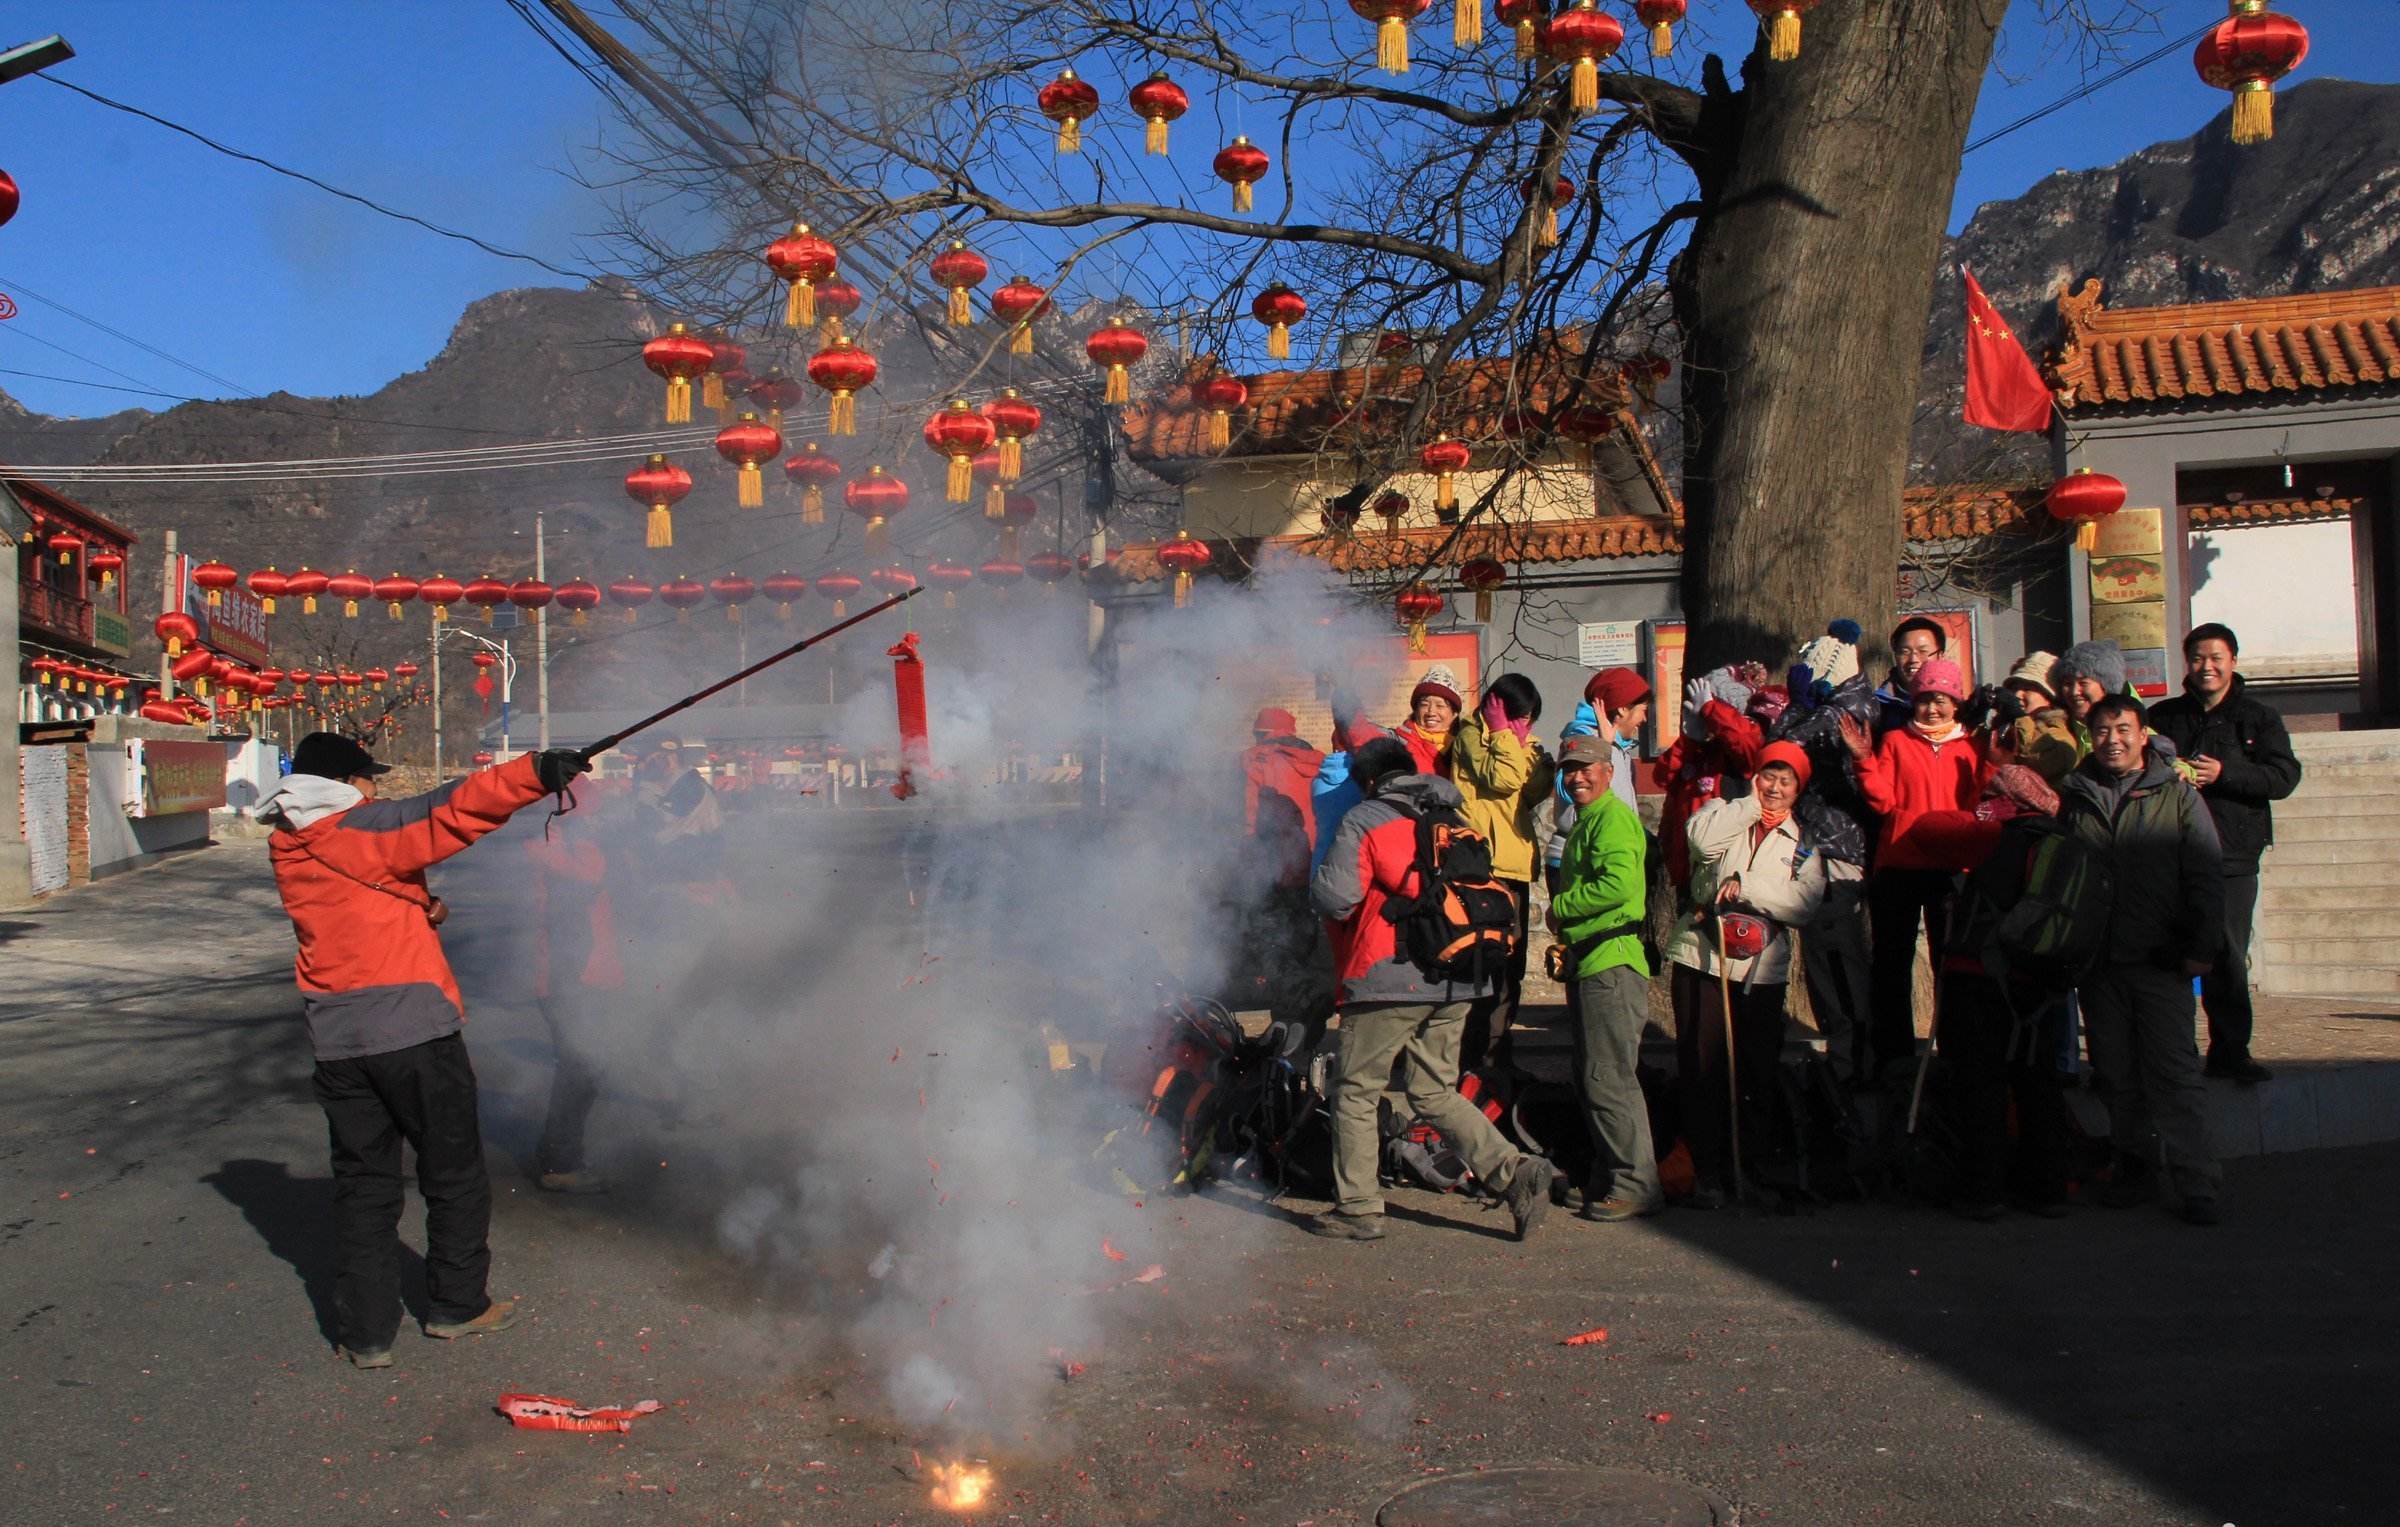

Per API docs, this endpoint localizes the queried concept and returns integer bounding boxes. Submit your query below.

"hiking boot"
[2180,1195,2222,1227]
[536,1169,612,1195]
[1579,1194,1663,1224]
[2205,1054,2273,1086]
[336,1344,394,1370]
[1504,1157,1558,1241]
[1951,1197,2008,1224]
[2098,1160,2157,1210]
[424,1298,520,1340]
[1305,1212,1386,1241]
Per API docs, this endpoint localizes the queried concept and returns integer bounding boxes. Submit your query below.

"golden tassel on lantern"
[571,608,588,627]
[1232,180,1254,214]
[738,461,764,508]
[802,485,825,524]
[998,436,1022,479]
[2233,82,2275,145]
[947,454,975,504]
[1011,324,1035,356]
[1763,7,1800,61]
[1649,19,1674,55]
[1437,472,1458,510]
[829,392,856,435]
[648,505,674,549]
[702,373,726,411]
[1514,19,1537,58]
[948,287,972,327]
[1454,0,1481,48]
[2077,521,2099,554]
[1145,116,1168,155]
[1002,526,1022,562]
[867,520,889,557]
[726,604,741,624]
[665,374,694,425]
[1475,589,1495,622]
[343,596,360,619]
[1267,321,1291,361]
[1209,408,1232,450]
[1376,14,1410,73]
[987,482,1006,519]
[787,279,816,329]
[1571,55,1598,111]
[1057,117,1082,153]
[1103,364,1130,406]
[1539,206,1560,249]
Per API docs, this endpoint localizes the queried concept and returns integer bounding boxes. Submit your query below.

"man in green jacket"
[1547,733,1660,1221]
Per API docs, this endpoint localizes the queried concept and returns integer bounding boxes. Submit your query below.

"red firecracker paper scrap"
[1560,1327,1610,1346]
[496,1392,663,1433]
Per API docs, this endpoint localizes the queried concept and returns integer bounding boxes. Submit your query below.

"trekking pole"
[1714,917,1745,1202]
[1905,976,1942,1135]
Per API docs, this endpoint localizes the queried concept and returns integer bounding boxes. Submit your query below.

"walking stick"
[1905,974,1942,1136]
[1714,916,1745,1202]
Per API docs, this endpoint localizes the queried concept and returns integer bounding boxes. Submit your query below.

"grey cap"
[1558,734,1613,770]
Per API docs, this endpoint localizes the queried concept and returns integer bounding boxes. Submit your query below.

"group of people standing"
[1269,614,2300,1243]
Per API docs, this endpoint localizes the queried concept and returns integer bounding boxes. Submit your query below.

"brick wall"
[64,743,89,887]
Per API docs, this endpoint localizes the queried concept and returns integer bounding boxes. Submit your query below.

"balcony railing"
[19,579,95,646]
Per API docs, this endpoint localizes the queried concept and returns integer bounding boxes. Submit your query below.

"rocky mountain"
[1914,77,2400,481]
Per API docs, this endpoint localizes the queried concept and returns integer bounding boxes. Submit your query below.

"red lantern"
[626,453,694,550]
[1128,73,1189,154]
[977,557,1025,602]
[765,222,839,328]
[45,530,83,568]
[1212,136,1270,214]
[658,575,707,621]
[2196,3,2308,145]
[28,656,57,688]
[365,666,389,694]
[844,465,910,555]
[923,399,997,504]
[246,566,287,614]
[1252,282,1307,362]
[982,389,1043,482]
[0,170,17,228]
[1373,490,1410,531]
[283,567,329,616]
[258,667,286,694]
[472,750,495,767]
[1541,0,1623,112]
[1419,434,1472,511]
[784,442,842,524]
[326,569,375,619]
[418,574,464,623]
[1321,500,1363,539]
[462,575,511,625]
[642,321,715,424]
[1195,373,1249,451]
[1745,0,1818,62]
[1038,67,1101,153]
[710,573,757,622]
[393,660,420,684]
[996,490,1040,558]
[193,558,238,603]
[374,573,421,619]
[1155,531,1212,608]
[1495,0,1546,59]
[701,330,746,413]
[2046,468,2127,552]
[925,559,974,609]
[815,569,864,618]
[1635,0,1684,55]
[1525,173,1575,249]
[88,548,125,587]
[140,699,189,726]
[746,371,806,430]
[715,412,783,509]
[990,276,1051,357]
[172,649,216,693]
[607,575,655,623]
[555,578,602,626]
[867,565,918,597]
[814,278,861,340]
[1396,582,1445,652]
[1086,316,1148,405]
[1460,557,1507,622]
[1351,0,1433,74]
[762,570,809,620]
[807,338,877,436]
[509,578,553,614]
[929,241,988,328]
[1026,551,1075,594]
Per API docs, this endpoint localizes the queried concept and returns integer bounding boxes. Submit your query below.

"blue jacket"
[1545,701,1640,867]
[1310,750,1362,872]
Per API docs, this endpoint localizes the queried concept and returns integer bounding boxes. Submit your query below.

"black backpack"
[1380,801,1521,986]
[1951,816,2116,991]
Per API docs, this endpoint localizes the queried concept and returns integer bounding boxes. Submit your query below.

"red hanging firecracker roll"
[844,465,910,555]
[326,569,374,620]
[642,322,715,424]
[2046,467,2127,553]
[607,575,655,623]
[813,277,861,341]
[1396,582,1445,653]
[1086,316,1148,405]
[1213,136,1270,214]
[1460,556,1507,622]
[887,630,931,800]
[1636,0,1684,56]
[983,388,1043,481]
[88,549,125,588]
[925,559,974,609]
[555,578,602,626]
[626,453,694,550]
[193,559,237,603]
[746,371,805,432]
[1525,173,1574,249]
[1038,67,1101,153]
[762,570,809,621]
[247,567,288,614]
[807,337,877,436]
[657,575,707,622]
[1350,0,1433,75]
[990,275,1051,356]
[765,221,838,328]
[1496,0,1546,59]
[374,573,421,619]
[929,240,988,328]
[815,569,864,618]
[1252,282,1307,362]
[1541,0,1623,113]
[2195,2,2309,146]
[923,399,997,504]
[784,441,842,524]
[701,330,746,414]
[1419,433,1473,511]
[510,578,553,616]
[710,573,756,623]
[715,412,784,509]
[463,575,510,625]
[1155,530,1212,609]
[1196,372,1249,451]
[1745,0,1818,63]
[418,574,464,623]
[997,489,1040,556]
[1128,73,1189,154]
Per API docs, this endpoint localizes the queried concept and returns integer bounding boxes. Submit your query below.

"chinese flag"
[1961,268,2053,433]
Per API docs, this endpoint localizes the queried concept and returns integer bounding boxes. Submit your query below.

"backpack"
[1953,817,2116,991]
[1380,801,1521,985]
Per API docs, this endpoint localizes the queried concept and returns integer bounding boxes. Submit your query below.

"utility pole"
[535,509,552,749]
[159,529,177,700]
[430,624,443,775]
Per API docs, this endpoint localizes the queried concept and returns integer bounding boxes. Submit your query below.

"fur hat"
[2053,639,2127,697]
[1702,664,1756,714]
[1409,663,1462,714]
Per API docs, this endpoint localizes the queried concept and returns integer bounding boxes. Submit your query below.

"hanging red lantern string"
[1496,0,1546,60]
[990,276,1051,357]
[1026,550,1075,595]
[762,570,809,621]
[923,399,997,504]
[1196,373,1249,451]
[1213,136,1271,214]
[710,573,757,623]
[1128,73,1188,154]
[1396,582,1445,653]
[1087,316,1148,405]
[509,578,554,620]
[365,666,389,694]
[326,569,374,620]
[246,567,288,614]
[47,530,84,567]
[997,490,1040,556]
[657,575,707,623]
[978,557,1025,603]
[1636,0,1684,56]
[626,453,694,549]
[555,578,602,626]
[814,277,861,342]
[929,240,988,328]
[1745,0,1818,63]
[1155,531,1212,608]
[1524,173,1574,249]
[172,648,215,695]
[418,574,464,623]
[746,371,805,432]
[2195,2,2308,145]
[1372,490,1410,533]
[983,388,1043,481]
[701,330,746,414]
[1459,557,1507,622]
[1038,67,1101,153]
[1419,434,1473,511]
[765,222,839,328]
[641,322,715,424]
[807,337,877,436]
[283,567,329,616]
[784,441,842,524]
[867,565,918,601]
[1252,282,1307,362]
[372,572,421,619]
[815,569,864,619]
[192,559,237,604]
[88,548,124,588]
[1542,0,1623,112]
[395,660,421,687]
[2046,467,2127,553]
[463,575,511,625]
[607,575,655,623]
[844,465,910,556]
[715,412,784,509]
[1350,0,1433,74]
[925,559,974,609]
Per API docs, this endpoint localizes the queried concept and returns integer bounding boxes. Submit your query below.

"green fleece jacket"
[1549,791,1648,979]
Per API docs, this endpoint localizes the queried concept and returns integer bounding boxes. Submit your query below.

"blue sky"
[0,1,2389,424]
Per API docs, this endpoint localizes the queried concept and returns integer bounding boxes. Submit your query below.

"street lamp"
[0,35,74,86]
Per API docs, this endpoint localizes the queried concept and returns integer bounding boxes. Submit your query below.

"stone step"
[2261,936,2400,968]
[2275,792,2400,821]
[2261,856,2400,888]
[2262,906,2400,940]
[2262,882,2400,911]
[2259,963,2400,997]
[2260,837,2400,865]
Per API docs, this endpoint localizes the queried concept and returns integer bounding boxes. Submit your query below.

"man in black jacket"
[2148,623,2303,1084]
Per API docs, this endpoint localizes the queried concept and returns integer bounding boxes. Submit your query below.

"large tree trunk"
[1673,0,2006,677]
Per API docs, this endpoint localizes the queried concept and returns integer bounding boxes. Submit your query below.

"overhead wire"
[0,271,259,396]
[1964,20,2219,156]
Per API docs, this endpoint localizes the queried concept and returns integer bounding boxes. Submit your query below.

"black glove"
[1959,683,2002,730]
[534,749,590,794]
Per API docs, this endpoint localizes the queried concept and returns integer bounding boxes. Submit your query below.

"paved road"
[4,835,2392,1526]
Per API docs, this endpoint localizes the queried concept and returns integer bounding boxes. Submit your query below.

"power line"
[1965,21,2218,156]
[0,271,258,396]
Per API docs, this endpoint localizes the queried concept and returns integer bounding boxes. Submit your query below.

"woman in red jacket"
[1839,657,1981,1082]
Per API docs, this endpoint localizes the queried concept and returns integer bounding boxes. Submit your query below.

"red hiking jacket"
[1657,699,1763,887]
[1241,736,1325,846]
[1857,725,1983,870]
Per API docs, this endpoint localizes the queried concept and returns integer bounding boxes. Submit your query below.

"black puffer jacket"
[2146,677,2302,872]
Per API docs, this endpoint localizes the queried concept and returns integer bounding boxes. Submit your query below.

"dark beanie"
[1349,736,1415,791]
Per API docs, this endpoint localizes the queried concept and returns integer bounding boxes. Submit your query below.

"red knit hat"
[1583,666,1651,717]
[1754,740,1813,790]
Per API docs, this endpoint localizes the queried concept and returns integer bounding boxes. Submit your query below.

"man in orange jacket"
[256,733,588,1368]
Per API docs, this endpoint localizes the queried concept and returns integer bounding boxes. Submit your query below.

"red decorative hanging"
[463,575,511,625]
[701,330,746,414]
[1086,316,1148,405]
[327,569,375,619]
[1635,0,1684,55]
[658,575,708,622]
[1038,67,1101,153]
[929,241,988,328]
[814,569,864,618]
[1396,582,1445,652]
[555,578,602,625]
[807,338,877,436]
[1459,556,1507,622]
[1128,73,1189,154]
[888,630,931,799]
[844,465,911,554]
[1524,173,1575,249]
[715,412,784,509]
[247,566,288,614]
[762,570,809,620]
[1419,434,1472,510]
[813,277,862,341]
[1372,490,1410,531]
[920,399,996,505]
[2045,467,2127,552]
[977,557,1026,602]
[2195,3,2308,145]
[1195,373,1249,451]
[925,559,974,609]
[1350,0,1433,74]
[1541,0,1623,112]
[193,558,238,602]
[1212,137,1270,214]
[365,666,390,693]
[1026,551,1075,594]
[283,567,329,615]
[626,453,694,549]
[784,441,842,524]
[982,389,1043,481]
[710,573,757,622]
[418,574,464,622]
[1251,282,1307,362]
[765,222,839,328]
[867,565,918,598]
[745,371,806,430]
[395,660,422,685]
[607,575,655,623]
[88,549,125,587]
[1495,0,1546,59]
[997,490,1040,556]
[1155,531,1212,608]
[990,276,1052,356]
[509,578,554,614]
[1744,0,1818,62]
[642,322,715,424]
[374,573,421,619]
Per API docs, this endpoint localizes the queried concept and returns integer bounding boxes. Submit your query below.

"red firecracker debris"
[496,1394,662,1433]
[1560,1328,1610,1346]
[1100,1239,1128,1263]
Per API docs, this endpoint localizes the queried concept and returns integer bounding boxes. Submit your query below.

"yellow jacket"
[1446,713,1556,884]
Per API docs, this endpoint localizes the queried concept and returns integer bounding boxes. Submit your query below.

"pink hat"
[1913,657,1967,702]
